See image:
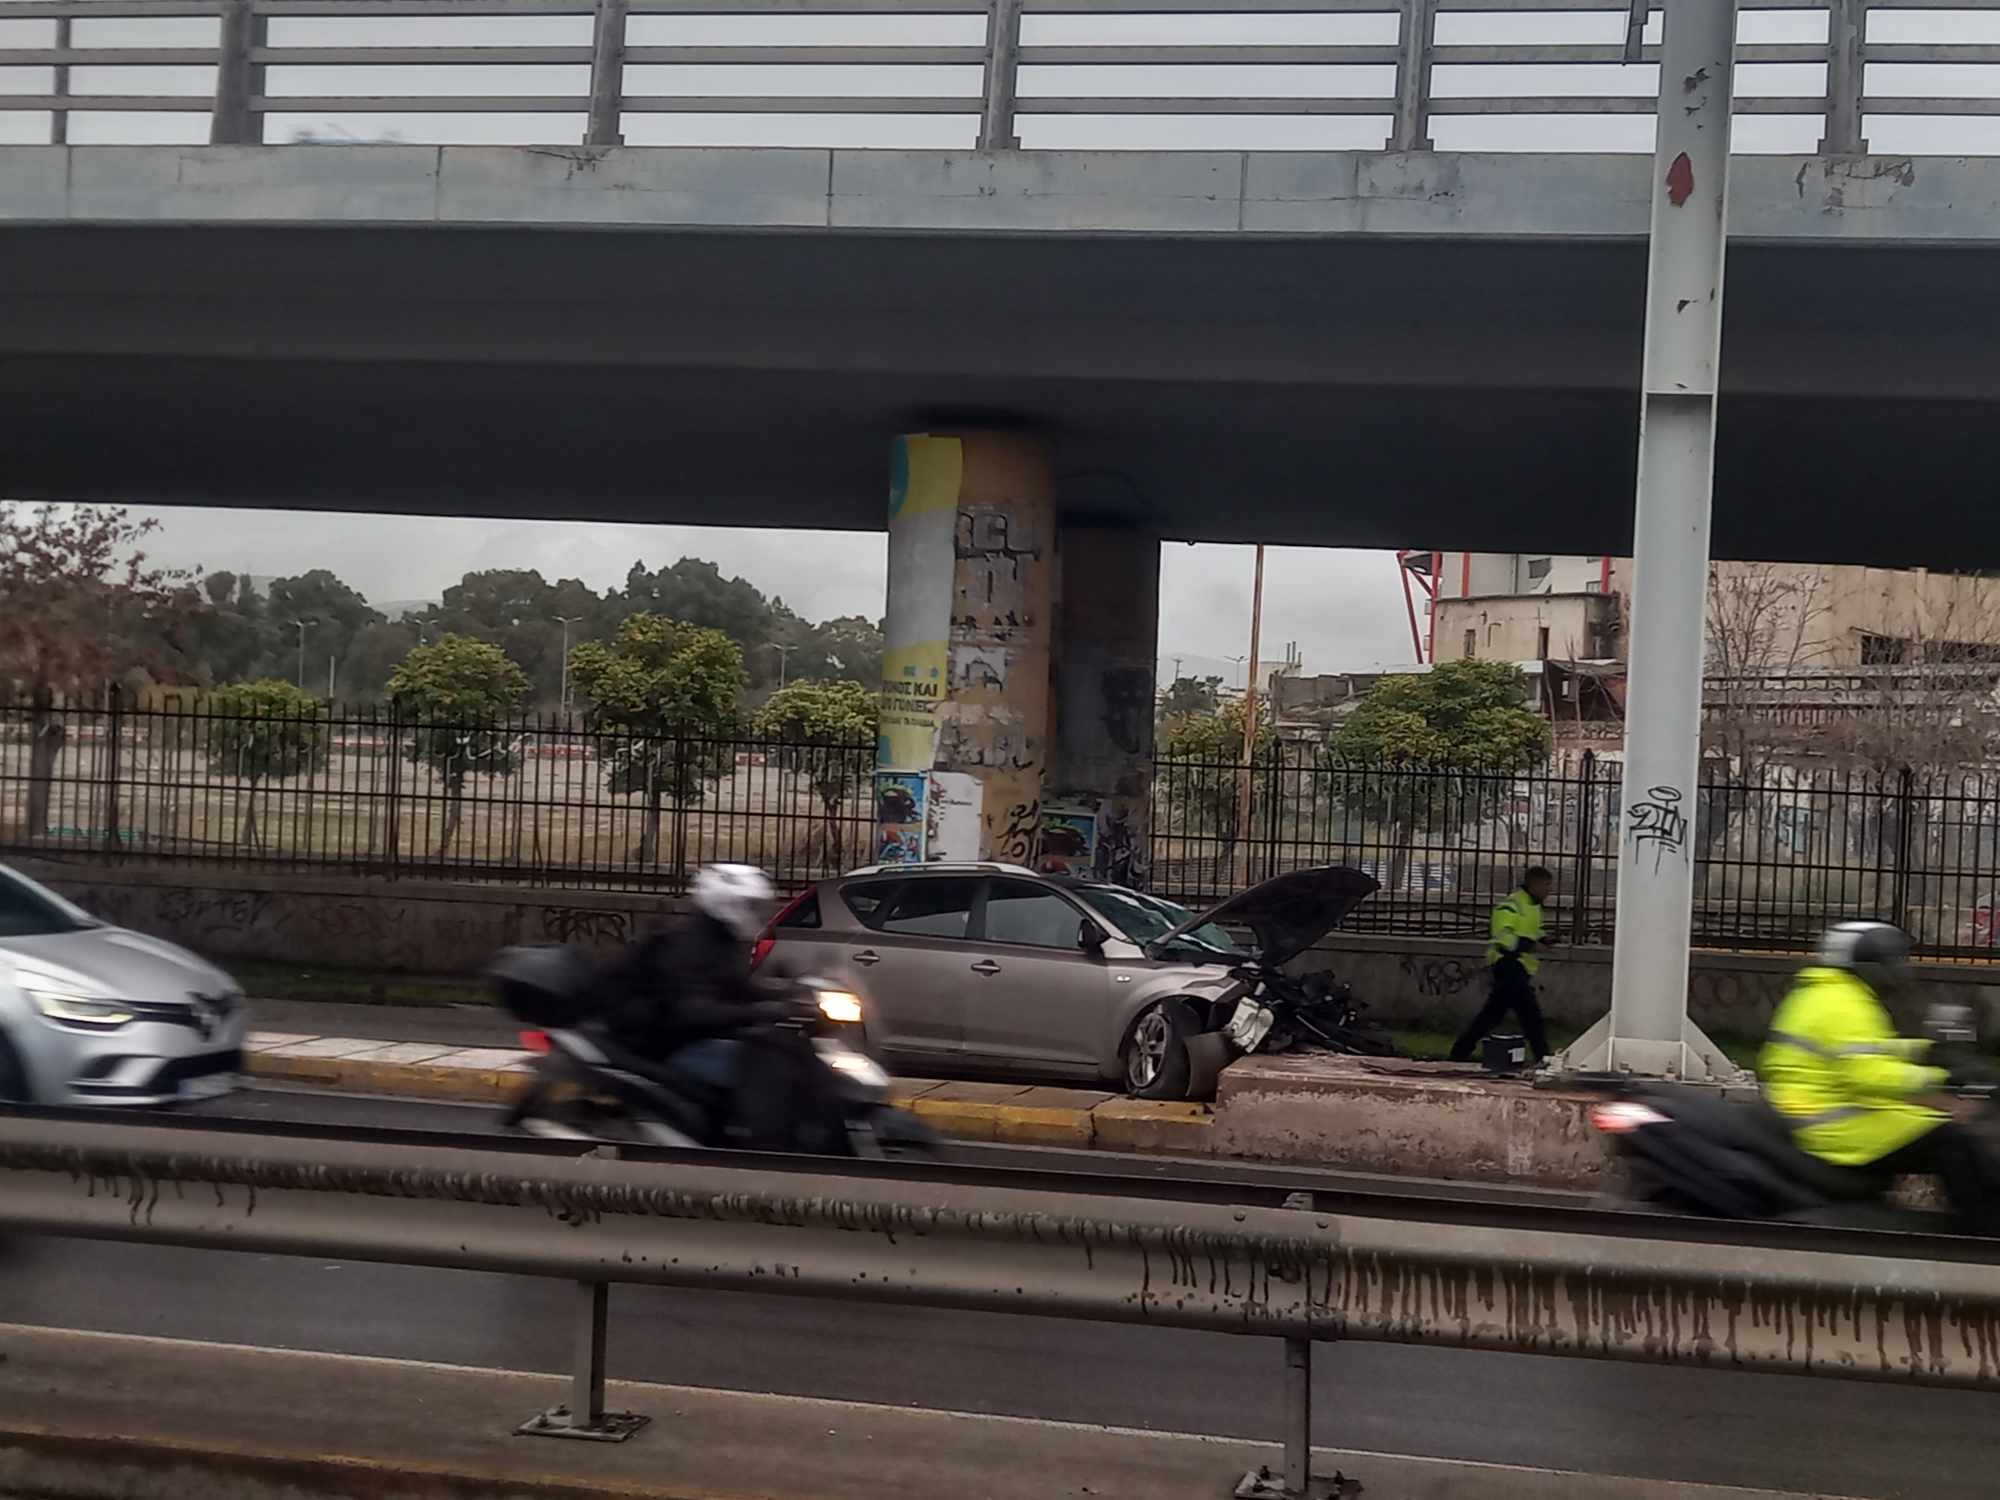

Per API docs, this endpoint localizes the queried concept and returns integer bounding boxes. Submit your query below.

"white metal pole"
[1571,0,1739,1081]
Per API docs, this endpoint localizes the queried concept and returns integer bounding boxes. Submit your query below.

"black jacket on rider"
[596,912,785,1060]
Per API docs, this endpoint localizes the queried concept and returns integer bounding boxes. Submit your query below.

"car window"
[983,880,1085,950]
[778,892,822,929]
[1068,884,1242,960]
[0,868,94,939]
[879,878,978,939]
[841,881,902,929]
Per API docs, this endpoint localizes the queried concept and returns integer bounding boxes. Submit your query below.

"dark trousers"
[1449,957,1550,1062]
[1873,1122,2000,1237]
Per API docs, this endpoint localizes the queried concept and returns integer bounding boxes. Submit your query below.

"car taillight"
[751,890,812,971]
[519,1029,551,1054]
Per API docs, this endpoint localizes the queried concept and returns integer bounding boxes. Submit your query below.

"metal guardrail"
[1,1112,1996,1490]
[0,0,1994,154]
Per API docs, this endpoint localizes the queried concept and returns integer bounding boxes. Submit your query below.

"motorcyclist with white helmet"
[1760,920,1998,1235]
[595,863,786,1080]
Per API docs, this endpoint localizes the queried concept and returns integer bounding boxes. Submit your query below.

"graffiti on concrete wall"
[156,887,274,937]
[540,906,632,946]
[1400,954,1477,998]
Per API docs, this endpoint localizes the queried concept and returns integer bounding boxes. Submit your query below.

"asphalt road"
[1,1085,1991,1498]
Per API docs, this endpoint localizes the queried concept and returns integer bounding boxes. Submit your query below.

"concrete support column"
[1045,527,1159,886]
[876,432,1054,865]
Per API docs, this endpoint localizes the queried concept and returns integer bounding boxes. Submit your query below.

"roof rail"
[840,861,1040,878]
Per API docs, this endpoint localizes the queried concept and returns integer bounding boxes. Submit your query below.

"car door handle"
[852,950,881,967]
[970,960,1002,977]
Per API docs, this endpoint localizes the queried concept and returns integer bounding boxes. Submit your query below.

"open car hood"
[1148,865,1380,967]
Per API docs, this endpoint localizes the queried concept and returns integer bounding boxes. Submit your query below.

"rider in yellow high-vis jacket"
[1760,921,1996,1233]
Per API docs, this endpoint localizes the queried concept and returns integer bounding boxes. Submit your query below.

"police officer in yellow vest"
[1760,921,1997,1234]
[1451,866,1554,1063]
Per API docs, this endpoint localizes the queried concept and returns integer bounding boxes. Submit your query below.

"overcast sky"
[106,505,1417,682]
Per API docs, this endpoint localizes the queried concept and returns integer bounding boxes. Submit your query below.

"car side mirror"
[1078,921,1107,955]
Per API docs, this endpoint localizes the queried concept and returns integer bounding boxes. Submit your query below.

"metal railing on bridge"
[0,1109,1993,1487]
[0,0,1995,156]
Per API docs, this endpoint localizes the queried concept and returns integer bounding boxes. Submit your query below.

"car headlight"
[816,990,865,1025]
[14,964,135,1029]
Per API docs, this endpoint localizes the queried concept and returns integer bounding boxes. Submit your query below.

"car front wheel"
[1123,1001,1195,1100]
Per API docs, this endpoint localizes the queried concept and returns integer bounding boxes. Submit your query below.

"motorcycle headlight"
[816,990,865,1025]
[15,964,135,1029]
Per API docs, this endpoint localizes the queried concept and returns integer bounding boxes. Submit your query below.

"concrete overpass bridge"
[5,0,2000,565]
[5,143,2000,565]
[9,0,2000,1074]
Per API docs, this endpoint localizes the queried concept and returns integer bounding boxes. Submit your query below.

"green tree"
[264,570,384,693]
[386,635,530,853]
[1328,658,1551,885]
[1158,674,1223,731]
[568,614,747,867]
[753,679,876,867]
[1330,659,1549,770]
[203,679,327,848]
[1157,701,1278,852]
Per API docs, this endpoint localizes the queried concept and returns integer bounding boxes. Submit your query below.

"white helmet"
[692,863,775,941]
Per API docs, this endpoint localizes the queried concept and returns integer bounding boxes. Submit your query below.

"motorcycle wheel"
[848,1106,941,1160]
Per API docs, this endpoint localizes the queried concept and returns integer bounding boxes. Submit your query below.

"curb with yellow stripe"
[243,1031,1215,1156]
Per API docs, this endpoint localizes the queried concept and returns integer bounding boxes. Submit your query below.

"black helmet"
[1816,921,1912,985]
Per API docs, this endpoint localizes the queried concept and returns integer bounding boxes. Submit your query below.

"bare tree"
[1703,561,1834,783]
[0,504,195,838]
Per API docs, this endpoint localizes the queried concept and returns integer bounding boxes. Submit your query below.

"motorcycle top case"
[487,943,607,1028]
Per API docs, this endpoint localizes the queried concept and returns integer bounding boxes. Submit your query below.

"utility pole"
[1236,545,1267,884]
[290,618,313,692]
[555,615,584,714]
[326,654,335,700]
[766,641,797,689]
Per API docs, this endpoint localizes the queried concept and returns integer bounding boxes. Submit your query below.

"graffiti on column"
[1626,785,1689,872]
[996,799,1042,865]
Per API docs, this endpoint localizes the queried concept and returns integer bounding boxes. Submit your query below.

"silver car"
[759,863,1374,1100]
[0,864,247,1105]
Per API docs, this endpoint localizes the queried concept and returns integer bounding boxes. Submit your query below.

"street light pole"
[290,619,313,692]
[766,642,796,689]
[555,616,584,714]
[1236,546,1267,883]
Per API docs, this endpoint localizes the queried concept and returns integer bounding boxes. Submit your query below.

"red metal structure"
[1395,550,1441,662]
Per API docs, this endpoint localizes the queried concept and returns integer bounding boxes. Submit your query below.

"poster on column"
[873,772,927,865]
[1036,807,1098,876]
[878,435,962,771]
[926,770,983,864]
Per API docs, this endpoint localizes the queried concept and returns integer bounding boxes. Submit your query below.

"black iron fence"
[7,701,2000,959]
[0,700,876,894]
[1154,744,2000,961]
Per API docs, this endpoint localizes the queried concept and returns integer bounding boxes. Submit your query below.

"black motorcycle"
[1585,1077,1997,1231]
[487,944,937,1159]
